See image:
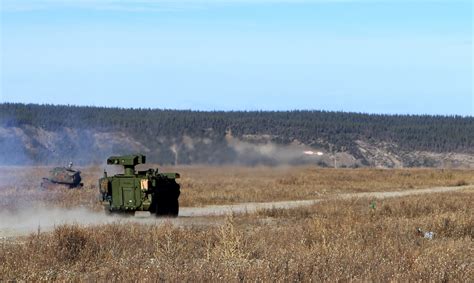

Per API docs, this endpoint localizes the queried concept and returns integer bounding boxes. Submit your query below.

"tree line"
[1,103,472,157]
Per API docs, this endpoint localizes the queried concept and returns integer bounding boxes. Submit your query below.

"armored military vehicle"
[99,155,181,216]
[41,163,83,189]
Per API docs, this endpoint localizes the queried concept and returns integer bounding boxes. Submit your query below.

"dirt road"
[180,185,473,216]
[1,185,472,238]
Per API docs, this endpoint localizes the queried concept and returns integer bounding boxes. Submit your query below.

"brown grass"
[0,166,472,209]
[1,190,472,281]
[177,166,474,206]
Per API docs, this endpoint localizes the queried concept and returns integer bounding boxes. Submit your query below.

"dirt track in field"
[0,185,472,238]
[180,185,473,216]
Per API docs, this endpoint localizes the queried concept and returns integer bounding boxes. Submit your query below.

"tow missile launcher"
[99,155,181,216]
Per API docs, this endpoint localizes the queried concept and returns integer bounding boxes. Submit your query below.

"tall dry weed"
[213,215,249,262]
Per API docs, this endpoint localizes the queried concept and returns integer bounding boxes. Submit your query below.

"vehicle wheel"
[155,192,169,216]
[170,198,179,217]
[150,193,158,214]
[155,193,179,217]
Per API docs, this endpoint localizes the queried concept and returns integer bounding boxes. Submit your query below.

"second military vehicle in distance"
[99,155,181,216]
[41,162,83,189]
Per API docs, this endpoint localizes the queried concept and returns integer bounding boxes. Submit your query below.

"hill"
[0,103,473,167]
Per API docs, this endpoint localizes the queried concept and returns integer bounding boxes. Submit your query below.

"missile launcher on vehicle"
[99,155,181,216]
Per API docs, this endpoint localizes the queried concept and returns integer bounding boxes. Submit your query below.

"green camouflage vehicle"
[41,163,83,189]
[99,155,181,216]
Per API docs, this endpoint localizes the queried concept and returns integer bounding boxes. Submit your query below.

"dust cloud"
[225,134,328,166]
[0,206,223,238]
[3,185,470,238]
[0,207,113,237]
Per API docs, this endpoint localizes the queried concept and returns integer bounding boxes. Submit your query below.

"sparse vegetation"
[0,166,473,209]
[0,190,472,281]
[177,166,474,206]
[0,166,472,281]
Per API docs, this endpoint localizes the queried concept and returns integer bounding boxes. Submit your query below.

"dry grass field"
[0,165,472,209]
[0,166,473,281]
[176,166,473,207]
[1,190,472,281]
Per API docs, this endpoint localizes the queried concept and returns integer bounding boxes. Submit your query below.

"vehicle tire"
[155,192,169,216]
[149,193,158,214]
[170,198,179,217]
[169,182,180,217]
[155,193,179,217]
[154,179,180,217]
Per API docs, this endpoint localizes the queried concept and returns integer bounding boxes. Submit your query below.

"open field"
[0,166,473,281]
[1,189,472,281]
[0,165,473,209]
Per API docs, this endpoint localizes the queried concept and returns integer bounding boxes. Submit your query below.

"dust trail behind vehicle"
[0,185,472,238]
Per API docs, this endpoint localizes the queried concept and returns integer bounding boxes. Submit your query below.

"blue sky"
[0,0,472,115]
